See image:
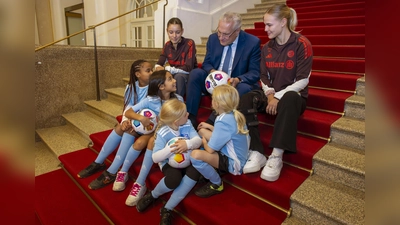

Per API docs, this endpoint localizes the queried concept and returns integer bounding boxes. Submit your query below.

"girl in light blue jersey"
[118,70,184,207]
[77,60,152,183]
[135,98,202,224]
[190,84,250,198]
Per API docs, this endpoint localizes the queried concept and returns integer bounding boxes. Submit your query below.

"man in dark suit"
[186,12,261,127]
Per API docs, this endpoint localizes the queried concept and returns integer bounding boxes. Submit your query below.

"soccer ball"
[166,137,191,169]
[205,70,231,94]
[132,108,158,135]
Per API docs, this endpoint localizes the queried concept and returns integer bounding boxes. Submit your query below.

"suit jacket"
[202,30,261,85]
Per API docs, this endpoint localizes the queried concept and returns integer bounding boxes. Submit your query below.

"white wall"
[47,0,260,47]
[50,0,83,45]
[35,14,39,45]
[84,0,121,46]
[153,0,261,47]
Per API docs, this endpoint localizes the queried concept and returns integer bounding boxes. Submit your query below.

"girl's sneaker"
[160,207,172,225]
[88,170,116,190]
[125,182,147,206]
[112,171,128,191]
[77,162,106,178]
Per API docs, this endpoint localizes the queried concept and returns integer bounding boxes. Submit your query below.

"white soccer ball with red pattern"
[166,137,191,169]
[132,108,158,135]
[205,70,231,94]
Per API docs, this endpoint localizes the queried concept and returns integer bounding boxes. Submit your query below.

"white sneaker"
[112,171,128,191]
[125,182,147,206]
[243,150,267,174]
[260,154,283,182]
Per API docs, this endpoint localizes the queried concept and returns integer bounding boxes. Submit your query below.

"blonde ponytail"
[212,85,249,135]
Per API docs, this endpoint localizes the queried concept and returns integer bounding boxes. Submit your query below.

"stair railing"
[35,0,162,101]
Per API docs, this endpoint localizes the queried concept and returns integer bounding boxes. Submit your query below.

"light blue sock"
[190,157,221,185]
[151,177,173,198]
[119,146,142,173]
[106,133,136,174]
[165,176,197,210]
[95,129,122,164]
[135,149,153,186]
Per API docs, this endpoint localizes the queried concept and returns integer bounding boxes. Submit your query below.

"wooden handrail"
[35,0,161,52]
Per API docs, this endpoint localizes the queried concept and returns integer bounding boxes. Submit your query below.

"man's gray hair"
[220,12,242,30]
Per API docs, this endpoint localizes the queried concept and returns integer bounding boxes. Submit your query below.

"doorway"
[65,3,85,46]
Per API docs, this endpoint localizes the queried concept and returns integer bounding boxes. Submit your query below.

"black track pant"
[238,90,307,154]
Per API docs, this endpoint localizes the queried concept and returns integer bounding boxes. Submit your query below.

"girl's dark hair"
[167,17,183,28]
[147,70,176,101]
[123,59,148,112]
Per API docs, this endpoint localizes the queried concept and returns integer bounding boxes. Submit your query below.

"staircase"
[35,0,365,224]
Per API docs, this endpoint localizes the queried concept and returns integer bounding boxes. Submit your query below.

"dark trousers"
[238,90,306,154]
[174,73,189,97]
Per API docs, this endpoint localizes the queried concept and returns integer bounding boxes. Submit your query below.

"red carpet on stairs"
[35,0,365,223]
[35,169,110,225]
[59,148,191,225]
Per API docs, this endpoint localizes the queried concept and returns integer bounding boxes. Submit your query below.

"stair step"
[345,94,365,120]
[62,111,116,138]
[36,125,89,157]
[356,76,365,96]
[308,88,353,113]
[245,2,364,19]
[331,117,365,151]
[247,24,365,37]
[291,175,365,224]
[252,16,365,28]
[84,99,122,125]
[35,169,111,225]
[282,215,310,225]
[35,141,60,176]
[313,143,365,191]
[283,0,356,8]
[105,87,125,105]
[309,71,362,92]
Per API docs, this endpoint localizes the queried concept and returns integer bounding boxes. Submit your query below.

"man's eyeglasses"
[216,27,239,39]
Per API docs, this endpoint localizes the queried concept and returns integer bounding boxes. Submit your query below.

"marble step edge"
[36,125,90,158]
[313,143,365,191]
[344,94,365,120]
[105,87,125,105]
[356,76,365,96]
[84,99,123,126]
[35,141,62,176]
[62,111,116,140]
[330,117,365,151]
[290,175,365,225]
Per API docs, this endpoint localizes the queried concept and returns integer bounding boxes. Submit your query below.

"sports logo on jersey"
[266,53,272,58]
[285,60,294,70]
[287,50,294,58]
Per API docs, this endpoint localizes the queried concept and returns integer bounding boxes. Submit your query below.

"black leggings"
[161,163,201,189]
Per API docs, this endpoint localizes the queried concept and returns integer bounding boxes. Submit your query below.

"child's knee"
[133,138,146,150]
[190,150,202,160]
[114,123,124,135]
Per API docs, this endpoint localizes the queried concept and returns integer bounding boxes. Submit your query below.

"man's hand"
[229,77,241,87]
